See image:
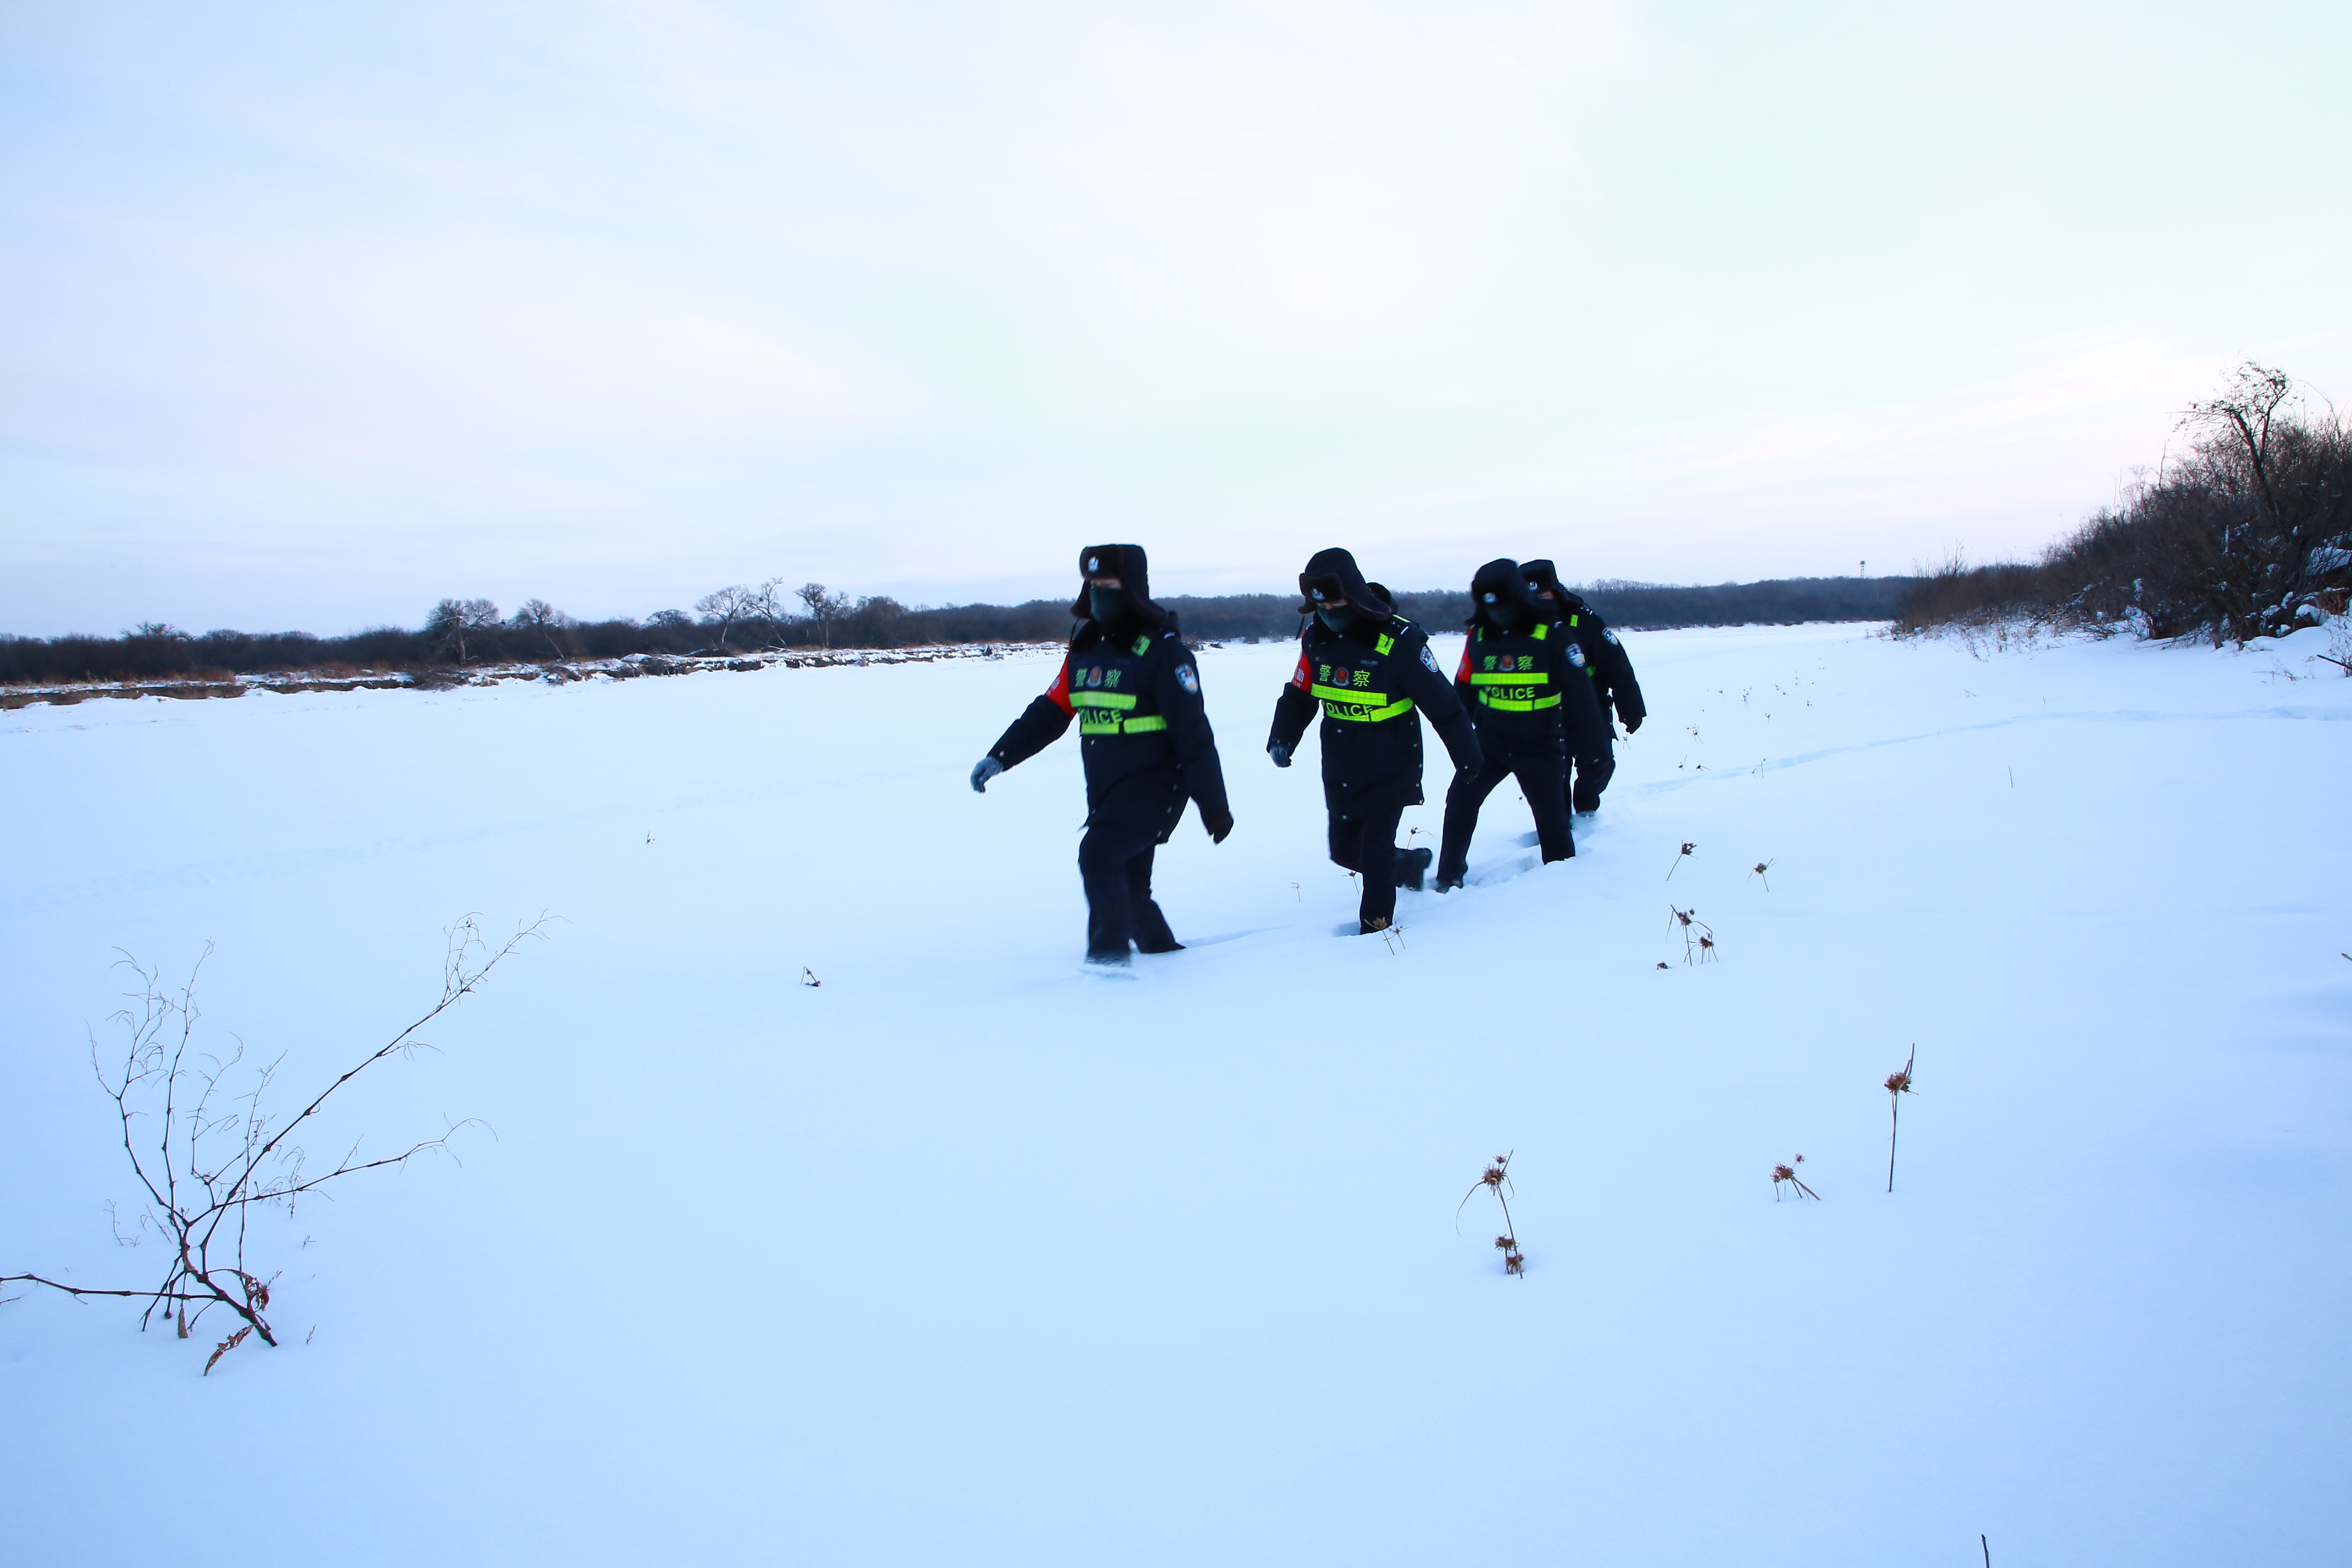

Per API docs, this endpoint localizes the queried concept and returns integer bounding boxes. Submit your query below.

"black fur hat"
[1521,558,1588,610]
[1069,544,1168,625]
[1467,557,1546,628]
[1295,547,1390,617]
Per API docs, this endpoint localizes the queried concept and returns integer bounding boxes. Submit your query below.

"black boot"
[1397,846,1433,891]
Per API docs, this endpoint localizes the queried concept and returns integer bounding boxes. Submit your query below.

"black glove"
[1624,716,1642,734]
[1267,739,1292,768]
[1202,805,1235,843]
[970,756,1004,793]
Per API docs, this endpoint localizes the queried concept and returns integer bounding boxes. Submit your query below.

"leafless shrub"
[2,916,546,1373]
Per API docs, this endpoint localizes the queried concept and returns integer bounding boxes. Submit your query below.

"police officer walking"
[1434,559,1610,891]
[1267,547,1482,934]
[1522,559,1646,814]
[971,545,1234,968]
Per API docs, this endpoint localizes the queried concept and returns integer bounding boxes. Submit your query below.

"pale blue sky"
[4,0,2346,635]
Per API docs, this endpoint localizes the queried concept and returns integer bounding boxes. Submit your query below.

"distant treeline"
[1898,363,2352,644]
[2,575,1917,688]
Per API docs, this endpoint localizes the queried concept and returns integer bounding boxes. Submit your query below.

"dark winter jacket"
[988,616,1231,834]
[1452,620,1610,760]
[1447,557,1610,760]
[1522,560,1648,733]
[1268,623,1480,819]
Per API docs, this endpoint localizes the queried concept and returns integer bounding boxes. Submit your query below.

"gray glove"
[970,756,1004,793]
[1268,739,1292,769]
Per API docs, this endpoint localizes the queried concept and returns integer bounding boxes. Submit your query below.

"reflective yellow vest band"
[1477,693,1562,712]
[1468,671,1552,686]
[1375,633,1395,655]
[1069,690,1137,711]
[1079,712,1168,735]
[1312,687,1414,722]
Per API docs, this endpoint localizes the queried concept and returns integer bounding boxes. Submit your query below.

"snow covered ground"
[4,621,2347,1567]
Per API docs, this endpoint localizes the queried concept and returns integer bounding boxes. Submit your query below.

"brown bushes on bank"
[1898,364,2352,646]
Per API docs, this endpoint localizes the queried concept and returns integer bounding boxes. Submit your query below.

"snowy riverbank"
[4,622,2347,1566]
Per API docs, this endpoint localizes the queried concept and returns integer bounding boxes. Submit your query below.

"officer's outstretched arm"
[1153,647,1234,841]
[981,657,1078,783]
[1605,634,1646,730]
[1400,636,1482,773]
[1268,645,1316,760]
[1269,685,1315,761]
[1555,639,1610,756]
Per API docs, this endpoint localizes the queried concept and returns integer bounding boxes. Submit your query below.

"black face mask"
[1088,585,1132,625]
[1482,592,1526,631]
[1315,603,1363,635]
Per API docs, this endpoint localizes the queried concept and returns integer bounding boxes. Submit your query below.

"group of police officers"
[970,544,1645,967]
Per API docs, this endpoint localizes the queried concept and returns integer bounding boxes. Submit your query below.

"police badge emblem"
[1175,665,1199,694]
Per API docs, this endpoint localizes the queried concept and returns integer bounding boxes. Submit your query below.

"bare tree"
[695,584,758,651]
[511,598,578,659]
[2,916,546,1373]
[426,598,501,662]
[797,582,854,648]
[2177,363,2351,643]
[743,578,793,649]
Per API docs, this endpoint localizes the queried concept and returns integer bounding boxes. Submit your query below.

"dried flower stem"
[1885,1045,1918,1193]
[1457,1153,1525,1276]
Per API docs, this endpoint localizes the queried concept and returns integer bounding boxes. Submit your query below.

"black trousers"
[1077,816,1182,960]
[1438,748,1574,884]
[1327,804,1415,927]
[1569,741,1616,813]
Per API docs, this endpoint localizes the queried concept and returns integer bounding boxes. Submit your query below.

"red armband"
[1045,657,1075,716]
[1288,651,1311,691]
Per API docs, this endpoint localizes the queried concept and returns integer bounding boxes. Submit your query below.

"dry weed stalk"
[1749,859,1774,891]
[2,916,546,1373]
[1456,1153,1525,1276]
[1668,906,1717,965]
[1666,842,1696,880]
[1771,1155,1820,1201]
[1885,1046,1918,1193]
[800,967,821,988]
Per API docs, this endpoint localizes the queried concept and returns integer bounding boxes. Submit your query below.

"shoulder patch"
[1567,644,1588,668]
[1175,664,1199,694]
[1602,627,1620,646]
[1419,644,1442,673]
